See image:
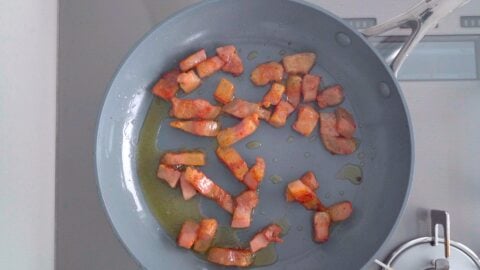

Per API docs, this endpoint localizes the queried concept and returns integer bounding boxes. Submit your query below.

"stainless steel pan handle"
[361,0,470,76]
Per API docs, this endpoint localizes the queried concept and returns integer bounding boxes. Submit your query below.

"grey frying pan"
[95,0,466,269]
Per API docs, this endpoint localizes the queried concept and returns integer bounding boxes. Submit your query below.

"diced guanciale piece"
[184,167,234,213]
[319,112,357,155]
[180,172,197,200]
[242,157,265,190]
[285,189,294,202]
[156,164,181,188]
[302,74,321,102]
[217,114,260,147]
[231,191,259,228]
[193,219,218,253]
[170,120,220,137]
[170,97,221,120]
[249,224,283,252]
[196,56,225,78]
[216,147,248,181]
[313,212,330,243]
[250,61,284,86]
[222,99,271,120]
[327,201,353,222]
[216,45,244,76]
[179,49,207,72]
[177,220,200,249]
[292,105,319,137]
[282,52,316,75]
[335,107,356,139]
[152,69,180,101]
[269,101,295,128]
[207,248,253,267]
[177,70,201,93]
[161,151,206,166]
[317,84,344,108]
[286,75,302,107]
[286,180,325,211]
[262,83,285,108]
[214,78,235,104]
[300,171,319,190]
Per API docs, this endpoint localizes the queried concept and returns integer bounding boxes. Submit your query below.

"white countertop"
[0,0,56,269]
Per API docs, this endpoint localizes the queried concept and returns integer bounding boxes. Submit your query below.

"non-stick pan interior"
[96,0,412,269]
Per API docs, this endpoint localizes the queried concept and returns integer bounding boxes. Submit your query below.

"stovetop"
[56,0,480,269]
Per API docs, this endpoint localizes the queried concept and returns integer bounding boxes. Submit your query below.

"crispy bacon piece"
[282,52,316,75]
[335,107,356,139]
[242,157,265,190]
[156,164,181,188]
[327,201,353,222]
[179,49,207,72]
[217,114,260,147]
[268,101,295,128]
[262,83,285,108]
[250,61,284,86]
[292,105,319,137]
[302,74,321,102]
[286,179,325,211]
[216,147,248,181]
[317,84,345,109]
[196,56,225,78]
[214,78,235,104]
[184,167,234,213]
[152,69,180,101]
[286,75,302,107]
[300,171,319,191]
[170,97,221,120]
[249,224,283,252]
[313,212,330,243]
[207,248,253,267]
[222,99,271,120]
[180,172,197,200]
[170,120,220,137]
[319,112,357,155]
[231,190,259,228]
[177,70,201,93]
[161,151,206,166]
[177,220,200,249]
[216,45,244,76]
[193,219,218,253]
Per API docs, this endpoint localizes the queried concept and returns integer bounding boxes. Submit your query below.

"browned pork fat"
[302,74,321,102]
[216,45,244,76]
[327,201,353,222]
[286,179,325,211]
[231,190,259,228]
[313,212,330,243]
[177,220,199,249]
[214,78,235,104]
[268,100,295,128]
[292,105,319,137]
[282,52,316,75]
[184,167,234,213]
[222,99,271,120]
[250,61,284,86]
[242,157,265,190]
[249,224,283,252]
[335,107,356,139]
[286,75,302,107]
[177,70,201,93]
[196,56,225,78]
[179,49,207,72]
[156,164,181,188]
[193,218,218,253]
[300,171,319,190]
[152,69,180,101]
[215,147,249,181]
[161,151,206,166]
[170,120,220,137]
[262,83,285,108]
[317,84,344,108]
[217,114,260,147]
[170,97,221,120]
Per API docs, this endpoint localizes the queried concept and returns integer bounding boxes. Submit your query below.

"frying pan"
[95,0,466,269]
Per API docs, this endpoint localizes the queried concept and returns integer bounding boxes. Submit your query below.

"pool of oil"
[137,99,278,267]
